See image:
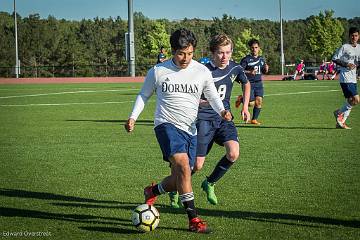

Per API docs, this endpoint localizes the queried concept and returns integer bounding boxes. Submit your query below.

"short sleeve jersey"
[240,55,266,82]
[197,60,248,120]
[332,43,360,83]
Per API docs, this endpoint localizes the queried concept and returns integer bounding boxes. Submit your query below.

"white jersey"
[129,59,225,135]
[332,43,360,83]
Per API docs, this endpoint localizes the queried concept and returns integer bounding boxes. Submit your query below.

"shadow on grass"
[194,207,360,229]
[66,119,153,126]
[235,124,336,130]
[78,226,139,234]
[0,188,119,204]
[1,188,359,231]
[0,188,185,234]
[0,206,126,225]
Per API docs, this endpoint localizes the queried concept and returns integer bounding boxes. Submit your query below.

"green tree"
[232,28,260,62]
[143,21,170,58]
[307,10,344,61]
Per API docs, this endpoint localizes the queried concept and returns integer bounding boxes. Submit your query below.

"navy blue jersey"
[240,55,266,82]
[198,60,248,120]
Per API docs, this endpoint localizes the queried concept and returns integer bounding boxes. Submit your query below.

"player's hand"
[348,63,356,70]
[221,110,232,121]
[241,109,251,123]
[263,63,269,74]
[125,118,135,132]
[249,69,256,75]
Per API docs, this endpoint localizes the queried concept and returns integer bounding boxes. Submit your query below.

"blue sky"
[1,0,359,21]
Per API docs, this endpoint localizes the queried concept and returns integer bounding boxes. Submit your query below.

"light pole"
[14,0,20,78]
[127,0,135,77]
[279,0,284,76]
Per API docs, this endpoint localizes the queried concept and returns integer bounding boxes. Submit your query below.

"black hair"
[170,28,197,51]
[248,38,260,47]
[349,27,359,36]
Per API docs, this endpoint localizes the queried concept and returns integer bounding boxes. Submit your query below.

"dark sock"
[182,199,197,220]
[152,184,163,196]
[179,193,197,220]
[207,155,234,183]
[252,107,261,120]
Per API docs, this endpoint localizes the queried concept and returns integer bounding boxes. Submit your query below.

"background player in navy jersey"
[156,46,167,64]
[168,34,250,206]
[125,28,232,233]
[236,39,269,125]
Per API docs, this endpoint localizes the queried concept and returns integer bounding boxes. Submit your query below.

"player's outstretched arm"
[241,81,251,122]
[124,118,135,132]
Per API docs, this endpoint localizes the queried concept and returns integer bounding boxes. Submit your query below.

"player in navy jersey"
[156,46,167,64]
[236,39,269,125]
[168,34,251,206]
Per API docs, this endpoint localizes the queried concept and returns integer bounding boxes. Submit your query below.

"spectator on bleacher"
[318,60,327,80]
[326,61,337,80]
[293,59,305,80]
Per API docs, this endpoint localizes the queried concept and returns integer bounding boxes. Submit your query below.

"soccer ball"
[131,204,160,232]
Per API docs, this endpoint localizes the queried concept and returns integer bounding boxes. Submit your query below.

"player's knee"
[193,157,205,172]
[255,99,262,107]
[249,101,255,107]
[193,163,203,172]
[226,151,239,162]
[172,156,191,176]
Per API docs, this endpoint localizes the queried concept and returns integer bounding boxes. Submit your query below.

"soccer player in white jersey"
[168,34,251,207]
[332,27,360,129]
[125,28,232,233]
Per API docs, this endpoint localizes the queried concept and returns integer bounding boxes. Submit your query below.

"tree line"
[0,10,359,77]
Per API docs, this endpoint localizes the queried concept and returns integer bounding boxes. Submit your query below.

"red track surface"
[0,75,288,84]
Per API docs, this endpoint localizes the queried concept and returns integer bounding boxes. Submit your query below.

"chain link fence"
[0,63,153,78]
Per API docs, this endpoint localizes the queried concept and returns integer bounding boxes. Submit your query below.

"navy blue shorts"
[247,81,264,101]
[154,123,196,169]
[340,83,358,98]
[196,119,238,157]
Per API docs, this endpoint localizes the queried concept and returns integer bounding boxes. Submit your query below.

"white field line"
[264,89,340,97]
[0,89,339,107]
[0,101,137,107]
[0,89,139,99]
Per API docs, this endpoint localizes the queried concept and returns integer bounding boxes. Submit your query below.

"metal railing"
[0,63,153,78]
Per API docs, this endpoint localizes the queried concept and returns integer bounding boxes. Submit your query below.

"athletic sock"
[339,102,352,114]
[252,106,261,120]
[152,183,166,196]
[343,108,352,122]
[180,192,197,220]
[207,155,235,183]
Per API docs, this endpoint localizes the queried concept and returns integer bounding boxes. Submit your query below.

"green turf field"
[0,80,359,240]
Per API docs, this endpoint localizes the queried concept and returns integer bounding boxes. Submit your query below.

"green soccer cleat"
[201,179,218,205]
[169,191,181,208]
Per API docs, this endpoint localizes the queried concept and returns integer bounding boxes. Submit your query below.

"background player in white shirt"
[332,27,360,129]
[125,28,231,233]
